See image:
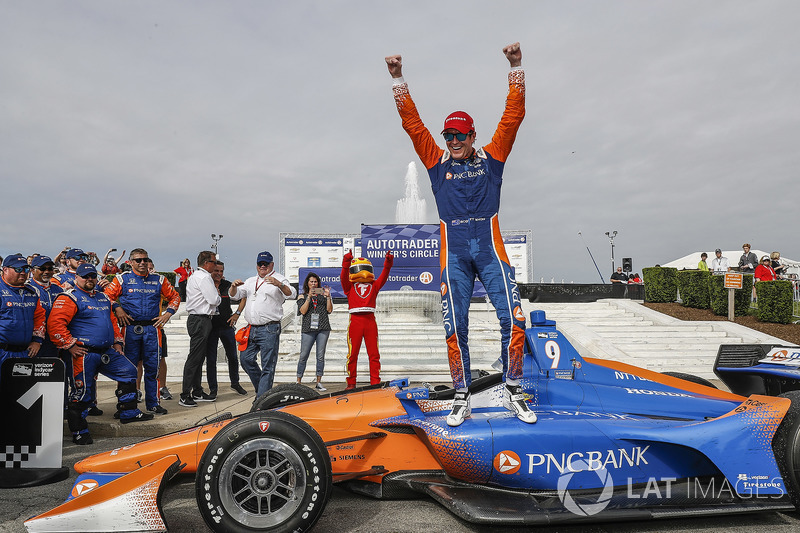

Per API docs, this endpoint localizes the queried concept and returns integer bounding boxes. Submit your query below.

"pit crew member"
[49,264,152,445]
[0,254,46,367]
[104,248,181,415]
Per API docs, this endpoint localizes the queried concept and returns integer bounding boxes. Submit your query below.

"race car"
[714,343,800,396]
[25,310,800,532]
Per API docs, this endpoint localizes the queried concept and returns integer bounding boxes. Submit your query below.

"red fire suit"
[340,252,393,388]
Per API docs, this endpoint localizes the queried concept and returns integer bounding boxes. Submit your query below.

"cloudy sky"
[2,1,798,283]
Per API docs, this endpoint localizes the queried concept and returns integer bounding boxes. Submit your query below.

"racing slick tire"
[773,391,800,509]
[661,371,718,389]
[250,383,320,412]
[196,410,333,533]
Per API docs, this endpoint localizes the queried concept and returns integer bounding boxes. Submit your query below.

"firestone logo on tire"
[259,421,270,433]
[493,450,521,474]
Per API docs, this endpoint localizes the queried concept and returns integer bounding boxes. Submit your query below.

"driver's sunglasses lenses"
[12,266,31,274]
[36,266,55,272]
[257,262,270,267]
[132,258,151,263]
[76,255,89,261]
[443,132,468,142]
[82,273,98,279]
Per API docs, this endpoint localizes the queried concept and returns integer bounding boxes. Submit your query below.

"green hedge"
[755,280,794,324]
[642,267,678,303]
[676,270,711,308]
[708,274,753,316]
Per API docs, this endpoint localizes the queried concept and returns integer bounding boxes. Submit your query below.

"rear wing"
[714,344,800,396]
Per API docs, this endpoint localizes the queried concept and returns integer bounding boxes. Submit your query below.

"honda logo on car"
[528,445,649,474]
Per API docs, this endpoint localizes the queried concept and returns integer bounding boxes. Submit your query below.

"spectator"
[174,258,194,302]
[49,263,153,444]
[101,248,126,275]
[25,255,63,358]
[87,251,100,266]
[710,249,730,274]
[755,256,777,282]
[104,248,181,416]
[53,249,69,274]
[628,273,642,284]
[697,253,709,272]
[610,266,628,283]
[771,252,787,279]
[206,261,247,396]
[229,251,296,397]
[738,244,758,274]
[0,254,46,367]
[179,251,220,407]
[296,272,333,392]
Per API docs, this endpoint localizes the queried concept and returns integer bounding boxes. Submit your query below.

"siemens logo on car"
[528,445,649,474]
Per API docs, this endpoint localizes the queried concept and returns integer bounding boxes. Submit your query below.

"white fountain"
[376,162,441,324]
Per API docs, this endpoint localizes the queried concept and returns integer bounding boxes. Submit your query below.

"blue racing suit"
[49,286,143,438]
[392,68,527,389]
[25,279,63,358]
[0,279,46,366]
[105,271,180,409]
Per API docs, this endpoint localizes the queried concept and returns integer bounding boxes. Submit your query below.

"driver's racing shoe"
[503,384,537,423]
[446,391,471,427]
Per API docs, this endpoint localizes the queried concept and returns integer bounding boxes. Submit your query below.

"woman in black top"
[296,272,333,391]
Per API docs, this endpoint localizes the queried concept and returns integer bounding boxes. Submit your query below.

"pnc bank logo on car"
[493,450,521,475]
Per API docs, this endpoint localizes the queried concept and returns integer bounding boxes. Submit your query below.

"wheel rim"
[218,438,306,528]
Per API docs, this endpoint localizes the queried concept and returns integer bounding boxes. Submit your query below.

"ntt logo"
[493,450,521,474]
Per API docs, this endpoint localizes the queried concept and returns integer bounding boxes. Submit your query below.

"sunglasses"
[131,257,151,263]
[80,273,98,279]
[35,266,55,272]
[72,254,89,261]
[257,262,271,267]
[443,132,470,142]
[7,265,31,274]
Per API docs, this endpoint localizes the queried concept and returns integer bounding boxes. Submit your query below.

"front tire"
[773,391,800,509]
[196,410,333,533]
[250,383,320,412]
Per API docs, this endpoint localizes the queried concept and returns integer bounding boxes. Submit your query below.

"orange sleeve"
[482,69,525,163]
[393,82,445,170]
[48,295,78,349]
[161,278,181,312]
[109,305,123,343]
[33,300,46,341]
[104,276,122,301]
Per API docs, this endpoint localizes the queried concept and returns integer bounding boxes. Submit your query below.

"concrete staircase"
[160,298,790,386]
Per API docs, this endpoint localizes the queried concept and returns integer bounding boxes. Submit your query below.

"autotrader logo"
[493,450,521,474]
[556,458,614,516]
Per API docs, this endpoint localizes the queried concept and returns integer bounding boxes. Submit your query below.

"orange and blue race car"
[25,310,800,532]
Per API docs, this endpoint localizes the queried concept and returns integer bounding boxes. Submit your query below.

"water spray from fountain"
[395,162,427,224]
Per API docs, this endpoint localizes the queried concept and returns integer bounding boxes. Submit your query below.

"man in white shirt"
[710,249,730,274]
[229,251,296,396]
[179,250,221,407]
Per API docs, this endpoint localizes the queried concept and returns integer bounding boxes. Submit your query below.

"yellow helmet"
[349,257,374,283]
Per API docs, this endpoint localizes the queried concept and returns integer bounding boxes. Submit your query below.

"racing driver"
[386,42,536,426]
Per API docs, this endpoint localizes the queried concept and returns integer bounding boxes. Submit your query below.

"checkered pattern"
[1,444,37,468]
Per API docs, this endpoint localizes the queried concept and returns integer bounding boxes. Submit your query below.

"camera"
[310,288,324,295]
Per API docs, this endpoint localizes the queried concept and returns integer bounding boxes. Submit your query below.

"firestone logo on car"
[259,421,270,433]
[493,450,521,474]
